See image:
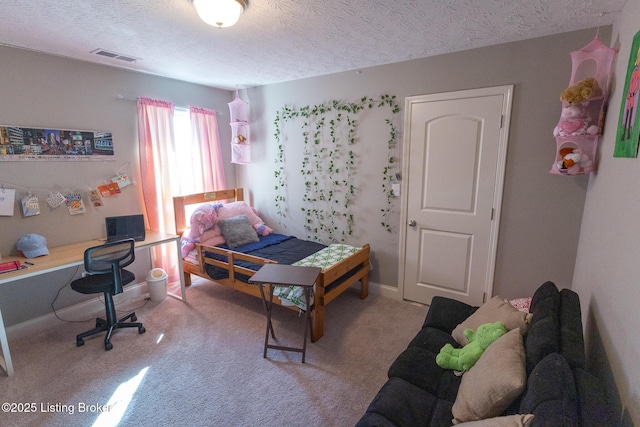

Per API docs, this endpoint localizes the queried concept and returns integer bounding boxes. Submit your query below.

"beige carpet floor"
[1,277,428,427]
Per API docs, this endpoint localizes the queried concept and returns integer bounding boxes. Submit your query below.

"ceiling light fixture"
[191,0,247,29]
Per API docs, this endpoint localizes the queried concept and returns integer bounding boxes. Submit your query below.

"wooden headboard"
[172,188,244,236]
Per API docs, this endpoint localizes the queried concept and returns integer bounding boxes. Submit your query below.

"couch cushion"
[529,281,558,307]
[389,346,461,402]
[452,296,531,345]
[424,296,478,334]
[408,325,460,353]
[519,353,579,427]
[357,377,450,427]
[455,414,534,426]
[524,281,560,375]
[559,288,585,369]
[452,328,527,424]
[355,412,399,427]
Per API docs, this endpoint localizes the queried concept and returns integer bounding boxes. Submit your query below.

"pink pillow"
[508,297,532,313]
[217,202,272,236]
[186,201,272,249]
[199,228,226,247]
[180,226,227,259]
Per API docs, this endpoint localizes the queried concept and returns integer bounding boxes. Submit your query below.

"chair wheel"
[77,339,84,347]
[131,314,137,322]
[138,326,146,334]
[105,342,113,351]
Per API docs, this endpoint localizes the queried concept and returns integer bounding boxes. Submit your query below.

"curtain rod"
[116,94,188,110]
[116,94,219,114]
[116,94,139,102]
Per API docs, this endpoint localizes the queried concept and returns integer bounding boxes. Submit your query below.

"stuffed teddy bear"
[436,321,508,372]
[556,147,593,175]
[553,105,600,137]
[560,77,601,104]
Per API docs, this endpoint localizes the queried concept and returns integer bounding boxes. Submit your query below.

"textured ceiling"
[0,0,625,90]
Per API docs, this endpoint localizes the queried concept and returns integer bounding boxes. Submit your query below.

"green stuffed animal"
[436,321,508,372]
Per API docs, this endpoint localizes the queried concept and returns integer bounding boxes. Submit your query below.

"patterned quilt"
[274,244,361,310]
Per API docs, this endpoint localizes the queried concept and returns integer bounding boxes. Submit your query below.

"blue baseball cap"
[17,234,49,258]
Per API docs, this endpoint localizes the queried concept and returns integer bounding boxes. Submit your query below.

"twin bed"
[173,188,370,342]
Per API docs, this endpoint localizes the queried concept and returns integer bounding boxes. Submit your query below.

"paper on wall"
[21,194,41,217]
[0,188,16,216]
[66,193,86,215]
[88,189,103,207]
[46,191,67,209]
[97,182,121,197]
[110,172,132,189]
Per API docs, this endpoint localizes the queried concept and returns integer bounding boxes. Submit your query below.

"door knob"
[408,220,416,227]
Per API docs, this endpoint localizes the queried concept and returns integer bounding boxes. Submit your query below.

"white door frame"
[397,85,513,303]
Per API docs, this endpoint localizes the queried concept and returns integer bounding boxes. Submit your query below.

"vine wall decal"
[274,95,399,243]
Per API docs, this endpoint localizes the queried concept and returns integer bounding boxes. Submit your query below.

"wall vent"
[91,49,140,63]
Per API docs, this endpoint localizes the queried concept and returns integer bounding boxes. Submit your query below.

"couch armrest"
[559,288,586,369]
[519,353,579,426]
[423,296,477,334]
[573,367,616,427]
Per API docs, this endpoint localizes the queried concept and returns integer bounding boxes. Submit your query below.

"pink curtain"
[190,106,227,191]
[137,99,227,285]
[137,97,179,282]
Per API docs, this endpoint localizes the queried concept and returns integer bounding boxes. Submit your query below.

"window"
[172,107,195,196]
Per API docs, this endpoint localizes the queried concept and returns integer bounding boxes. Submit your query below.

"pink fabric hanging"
[137,97,180,282]
[189,106,227,191]
[228,91,251,164]
[550,36,616,175]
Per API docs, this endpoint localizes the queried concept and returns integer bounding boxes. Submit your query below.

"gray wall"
[0,46,236,326]
[239,27,608,299]
[572,0,640,422]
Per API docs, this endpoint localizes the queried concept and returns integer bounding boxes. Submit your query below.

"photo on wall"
[615,30,640,158]
[0,126,114,161]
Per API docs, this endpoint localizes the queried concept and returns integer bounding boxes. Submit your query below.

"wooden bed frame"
[173,188,370,342]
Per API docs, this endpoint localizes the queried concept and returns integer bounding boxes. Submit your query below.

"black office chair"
[71,238,145,350]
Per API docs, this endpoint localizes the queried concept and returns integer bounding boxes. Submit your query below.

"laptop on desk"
[105,214,146,243]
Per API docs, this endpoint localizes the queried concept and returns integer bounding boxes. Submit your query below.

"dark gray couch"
[356,281,613,426]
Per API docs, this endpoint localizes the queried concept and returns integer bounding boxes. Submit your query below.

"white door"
[400,86,512,306]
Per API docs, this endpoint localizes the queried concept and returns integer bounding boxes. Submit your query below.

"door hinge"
[483,292,487,303]
[500,114,504,128]
[491,208,495,220]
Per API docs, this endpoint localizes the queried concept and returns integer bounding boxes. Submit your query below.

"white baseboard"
[367,281,428,308]
[6,282,150,341]
[361,280,402,300]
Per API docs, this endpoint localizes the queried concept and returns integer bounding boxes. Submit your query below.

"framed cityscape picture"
[614,30,640,158]
[0,126,115,161]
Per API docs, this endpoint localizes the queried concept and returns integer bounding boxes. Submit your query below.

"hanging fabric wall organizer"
[550,36,616,175]
[228,90,250,164]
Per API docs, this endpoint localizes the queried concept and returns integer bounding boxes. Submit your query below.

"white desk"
[0,230,186,377]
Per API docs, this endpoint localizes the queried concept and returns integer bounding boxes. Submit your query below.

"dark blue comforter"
[204,234,326,281]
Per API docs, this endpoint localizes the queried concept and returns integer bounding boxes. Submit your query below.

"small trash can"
[146,268,168,302]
